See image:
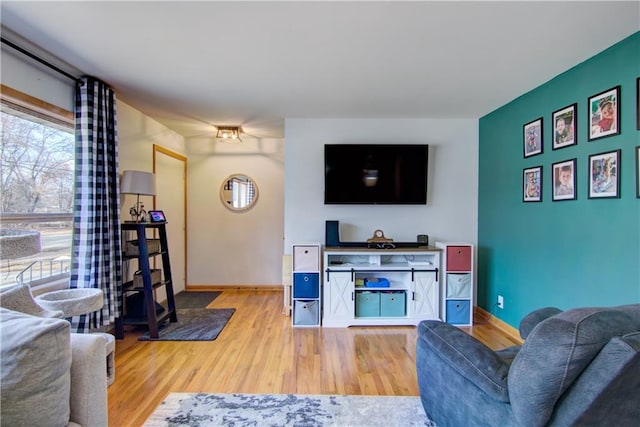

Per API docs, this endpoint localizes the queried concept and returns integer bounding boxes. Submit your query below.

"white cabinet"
[323,248,440,327]
[436,242,474,326]
[292,243,322,327]
[411,271,439,318]
[325,271,353,322]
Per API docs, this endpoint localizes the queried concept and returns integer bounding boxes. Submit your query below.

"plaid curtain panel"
[70,76,123,333]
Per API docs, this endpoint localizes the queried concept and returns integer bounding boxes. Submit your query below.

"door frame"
[153,144,188,289]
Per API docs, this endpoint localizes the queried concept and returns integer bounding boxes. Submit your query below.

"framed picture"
[588,150,620,199]
[523,118,543,157]
[552,104,577,149]
[636,77,639,130]
[636,146,640,198]
[148,210,166,222]
[588,86,620,141]
[552,159,577,201]
[523,166,542,202]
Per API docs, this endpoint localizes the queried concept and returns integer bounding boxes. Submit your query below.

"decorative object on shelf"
[523,117,543,158]
[220,174,259,212]
[367,229,393,243]
[588,149,621,199]
[552,103,577,150]
[523,166,542,202]
[552,158,577,201]
[216,125,243,142]
[417,234,429,247]
[120,170,156,222]
[588,86,620,141]
[148,210,166,223]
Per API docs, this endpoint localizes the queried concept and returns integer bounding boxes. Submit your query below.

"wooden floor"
[108,290,520,426]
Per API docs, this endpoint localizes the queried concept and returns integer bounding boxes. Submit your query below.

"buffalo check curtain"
[70,76,122,332]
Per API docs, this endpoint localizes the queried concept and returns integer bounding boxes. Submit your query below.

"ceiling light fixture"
[216,126,243,142]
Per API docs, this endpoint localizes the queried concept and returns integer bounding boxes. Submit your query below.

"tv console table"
[322,247,441,327]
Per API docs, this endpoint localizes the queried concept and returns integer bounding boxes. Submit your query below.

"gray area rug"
[144,392,435,426]
[174,291,221,309]
[138,308,235,341]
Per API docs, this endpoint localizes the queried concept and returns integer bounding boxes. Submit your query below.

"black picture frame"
[552,158,577,201]
[636,146,640,198]
[636,77,640,130]
[552,103,577,150]
[588,86,621,141]
[588,150,621,199]
[148,210,166,222]
[523,166,542,202]
[523,118,543,158]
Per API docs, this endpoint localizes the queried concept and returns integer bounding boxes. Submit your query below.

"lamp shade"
[120,170,156,196]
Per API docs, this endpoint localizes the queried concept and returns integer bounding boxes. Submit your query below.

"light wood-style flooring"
[108,290,520,426]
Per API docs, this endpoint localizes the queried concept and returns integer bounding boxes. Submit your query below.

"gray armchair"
[416,304,640,427]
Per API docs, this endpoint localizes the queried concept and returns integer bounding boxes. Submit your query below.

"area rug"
[144,392,435,426]
[174,291,221,309]
[138,308,235,341]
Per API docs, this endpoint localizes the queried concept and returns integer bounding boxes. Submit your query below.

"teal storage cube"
[380,291,406,317]
[446,300,471,324]
[355,291,380,317]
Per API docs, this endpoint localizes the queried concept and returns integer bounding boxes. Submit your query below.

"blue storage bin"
[380,291,406,317]
[355,291,380,317]
[293,273,319,298]
[446,299,471,324]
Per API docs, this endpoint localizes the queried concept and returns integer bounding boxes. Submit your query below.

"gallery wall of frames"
[521,81,639,203]
[477,31,639,328]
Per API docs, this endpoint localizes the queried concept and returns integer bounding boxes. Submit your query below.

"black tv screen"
[324,144,428,204]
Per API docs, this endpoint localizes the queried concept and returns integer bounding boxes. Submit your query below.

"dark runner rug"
[174,291,221,309]
[138,308,235,341]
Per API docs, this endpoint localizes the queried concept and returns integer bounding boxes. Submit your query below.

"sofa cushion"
[0,307,72,427]
[508,305,640,427]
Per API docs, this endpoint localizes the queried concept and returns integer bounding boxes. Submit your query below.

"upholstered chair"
[416,304,640,427]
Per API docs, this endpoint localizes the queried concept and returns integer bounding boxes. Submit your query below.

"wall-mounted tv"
[324,144,428,205]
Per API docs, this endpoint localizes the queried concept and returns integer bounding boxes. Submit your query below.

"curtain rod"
[1,36,80,83]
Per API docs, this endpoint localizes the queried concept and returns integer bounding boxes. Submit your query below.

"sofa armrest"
[69,333,108,427]
[417,320,510,401]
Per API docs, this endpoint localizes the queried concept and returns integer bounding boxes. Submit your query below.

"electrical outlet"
[497,295,504,309]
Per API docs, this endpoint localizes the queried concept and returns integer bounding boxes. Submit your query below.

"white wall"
[186,136,285,287]
[117,101,185,219]
[0,43,75,111]
[117,101,186,297]
[284,118,478,252]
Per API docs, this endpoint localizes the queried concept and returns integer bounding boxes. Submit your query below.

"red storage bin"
[446,246,471,271]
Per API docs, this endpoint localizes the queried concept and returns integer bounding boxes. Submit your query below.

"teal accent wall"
[478,32,640,327]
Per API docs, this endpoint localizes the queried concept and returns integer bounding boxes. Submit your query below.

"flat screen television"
[324,144,428,205]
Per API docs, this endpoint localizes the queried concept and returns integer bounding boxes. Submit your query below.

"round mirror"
[220,174,259,212]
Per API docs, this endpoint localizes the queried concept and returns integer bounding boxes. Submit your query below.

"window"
[0,85,74,288]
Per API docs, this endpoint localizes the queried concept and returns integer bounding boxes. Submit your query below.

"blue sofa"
[416,304,640,427]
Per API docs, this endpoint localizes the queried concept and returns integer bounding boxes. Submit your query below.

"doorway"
[153,145,187,300]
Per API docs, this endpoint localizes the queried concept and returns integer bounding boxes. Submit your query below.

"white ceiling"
[1,1,638,139]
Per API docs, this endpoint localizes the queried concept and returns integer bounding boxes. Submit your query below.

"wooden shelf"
[115,222,177,339]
